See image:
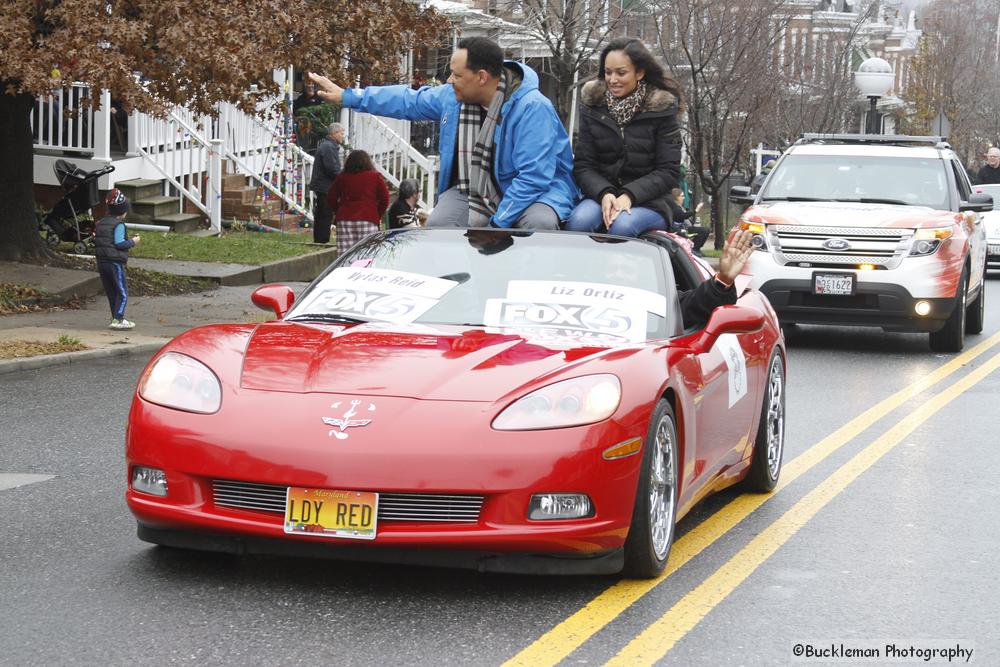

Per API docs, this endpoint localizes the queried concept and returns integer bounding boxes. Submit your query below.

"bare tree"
[761,0,879,146]
[902,0,1000,166]
[492,0,643,121]
[651,0,790,248]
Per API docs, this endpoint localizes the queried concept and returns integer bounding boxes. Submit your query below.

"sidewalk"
[0,258,312,375]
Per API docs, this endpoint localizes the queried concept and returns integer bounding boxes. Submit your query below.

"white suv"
[729,134,992,352]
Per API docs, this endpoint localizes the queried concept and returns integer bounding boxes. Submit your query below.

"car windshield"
[761,154,951,210]
[975,184,1000,210]
[286,229,677,342]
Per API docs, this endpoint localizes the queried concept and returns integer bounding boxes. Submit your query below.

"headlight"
[138,352,222,414]
[909,228,952,257]
[738,219,768,250]
[492,374,621,431]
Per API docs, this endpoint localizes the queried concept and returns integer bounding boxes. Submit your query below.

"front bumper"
[756,276,957,330]
[137,523,625,575]
[126,392,646,572]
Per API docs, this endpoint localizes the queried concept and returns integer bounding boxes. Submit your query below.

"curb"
[0,341,166,375]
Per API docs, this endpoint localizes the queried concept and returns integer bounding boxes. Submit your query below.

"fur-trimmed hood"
[580,79,676,113]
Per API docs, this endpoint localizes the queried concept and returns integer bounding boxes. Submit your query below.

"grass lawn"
[128,229,324,264]
[0,336,88,360]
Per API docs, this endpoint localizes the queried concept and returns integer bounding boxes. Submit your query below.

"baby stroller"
[40,160,116,254]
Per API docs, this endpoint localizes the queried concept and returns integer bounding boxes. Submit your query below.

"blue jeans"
[563,198,668,237]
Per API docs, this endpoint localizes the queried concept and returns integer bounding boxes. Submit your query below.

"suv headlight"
[739,219,769,251]
[909,227,953,256]
[138,352,222,414]
[493,374,621,431]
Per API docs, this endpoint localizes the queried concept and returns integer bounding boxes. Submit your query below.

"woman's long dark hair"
[343,149,376,173]
[598,37,683,110]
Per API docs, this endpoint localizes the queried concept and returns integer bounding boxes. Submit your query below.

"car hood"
[745,201,956,229]
[239,321,622,401]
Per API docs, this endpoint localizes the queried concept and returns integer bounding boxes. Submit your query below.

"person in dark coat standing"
[565,37,683,237]
[94,188,140,330]
[309,122,344,244]
[977,147,1000,184]
[326,150,390,255]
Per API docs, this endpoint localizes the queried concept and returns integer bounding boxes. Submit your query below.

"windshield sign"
[292,268,459,323]
[484,280,666,342]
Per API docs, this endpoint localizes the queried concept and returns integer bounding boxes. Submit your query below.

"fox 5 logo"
[498,302,632,335]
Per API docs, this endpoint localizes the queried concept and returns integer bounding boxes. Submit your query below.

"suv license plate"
[813,273,855,296]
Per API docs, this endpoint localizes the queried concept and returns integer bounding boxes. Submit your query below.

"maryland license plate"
[284,487,378,540]
[813,273,855,296]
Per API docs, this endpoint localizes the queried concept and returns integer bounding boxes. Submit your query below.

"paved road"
[3,277,999,666]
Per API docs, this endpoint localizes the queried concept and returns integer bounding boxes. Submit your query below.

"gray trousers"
[426,186,560,230]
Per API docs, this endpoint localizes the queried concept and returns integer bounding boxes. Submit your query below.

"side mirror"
[691,305,765,353]
[729,185,753,206]
[251,284,295,318]
[960,193,993,213]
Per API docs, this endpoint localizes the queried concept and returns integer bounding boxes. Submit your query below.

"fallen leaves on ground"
[0,339,89,359]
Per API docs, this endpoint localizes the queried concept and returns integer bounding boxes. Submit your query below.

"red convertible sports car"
[126,228,785,577]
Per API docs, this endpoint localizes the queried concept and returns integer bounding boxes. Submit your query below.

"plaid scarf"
[457,70,508,227]
[605,80,647,127]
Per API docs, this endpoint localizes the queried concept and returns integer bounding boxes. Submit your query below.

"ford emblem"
[822,238,851,251]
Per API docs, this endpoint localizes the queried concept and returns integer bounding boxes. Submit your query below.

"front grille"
[771,225,910,267]
[212,479,484,523]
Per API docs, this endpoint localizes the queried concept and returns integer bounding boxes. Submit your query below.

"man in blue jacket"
[309,37,577,229]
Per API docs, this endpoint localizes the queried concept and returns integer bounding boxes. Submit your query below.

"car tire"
[965,262,986,335]
[623,399,678,579]
[929,267,968,353]
[742,349,785,492]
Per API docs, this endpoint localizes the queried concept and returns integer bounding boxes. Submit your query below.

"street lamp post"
[854,57,894,135]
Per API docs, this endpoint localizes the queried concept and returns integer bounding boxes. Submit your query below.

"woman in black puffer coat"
[565,38,683,237]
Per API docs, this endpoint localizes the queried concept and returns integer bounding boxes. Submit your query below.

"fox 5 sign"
[314,289,437,323]
[483,299,646,341]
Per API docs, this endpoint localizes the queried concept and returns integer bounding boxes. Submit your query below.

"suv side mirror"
[252,284,295,318]
[960,193,993,213]
[729,186,754,206]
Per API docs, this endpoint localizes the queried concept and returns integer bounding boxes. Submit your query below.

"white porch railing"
[32,86,442,231]
[218,101,315,220]
[31,83,111,160]
[131,110,223,232]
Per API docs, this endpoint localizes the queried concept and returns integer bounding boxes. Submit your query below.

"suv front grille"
[212,479,485,523]
[770,225,910,267]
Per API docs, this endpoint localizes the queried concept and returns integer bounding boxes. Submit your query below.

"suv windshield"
[761,154,951,210]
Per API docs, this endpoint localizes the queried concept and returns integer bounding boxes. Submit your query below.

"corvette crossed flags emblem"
[322,399,375,440]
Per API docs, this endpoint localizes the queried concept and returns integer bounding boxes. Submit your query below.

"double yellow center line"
[504,330,1000,667]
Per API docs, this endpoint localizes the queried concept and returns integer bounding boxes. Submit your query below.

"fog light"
[528,493,593,520]
[132,466,168,496]
[914,301,932,316]
[858,264,875,271]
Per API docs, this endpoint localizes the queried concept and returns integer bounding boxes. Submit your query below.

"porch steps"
[221,172,306,231]
[115,178,206,233]
[153,212,203,234]
[115,178,162,203]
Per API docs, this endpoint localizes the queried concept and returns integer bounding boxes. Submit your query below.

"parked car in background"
[730,134,991,352]
[974,183,1000,270]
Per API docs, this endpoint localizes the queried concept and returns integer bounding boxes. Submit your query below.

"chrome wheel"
[649,413,677,560]
[765,357,784,480]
